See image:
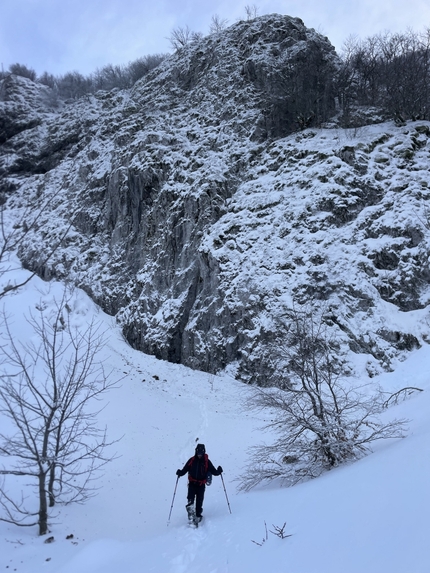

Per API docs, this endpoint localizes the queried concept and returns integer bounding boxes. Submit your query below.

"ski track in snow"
[169,525,208,573]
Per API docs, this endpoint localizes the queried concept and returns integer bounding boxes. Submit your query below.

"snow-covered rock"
[1,14,430,383]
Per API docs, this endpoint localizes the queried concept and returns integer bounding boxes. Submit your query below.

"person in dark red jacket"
[176,443,223,523]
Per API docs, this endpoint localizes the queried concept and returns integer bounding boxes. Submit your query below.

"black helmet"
[195,443,206,455]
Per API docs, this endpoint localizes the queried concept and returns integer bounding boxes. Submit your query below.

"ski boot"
[194,515,202,527]
[186,502,195,523]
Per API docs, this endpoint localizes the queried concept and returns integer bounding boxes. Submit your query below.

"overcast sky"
[1,0,430,77]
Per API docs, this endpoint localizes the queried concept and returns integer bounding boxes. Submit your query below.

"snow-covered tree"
[239,305,408,490]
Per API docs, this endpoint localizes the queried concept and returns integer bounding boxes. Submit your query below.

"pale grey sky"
[1,0,430,77]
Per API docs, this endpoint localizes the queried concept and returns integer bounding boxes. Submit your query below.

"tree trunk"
[48,465,56,507]
[38,472,48,535]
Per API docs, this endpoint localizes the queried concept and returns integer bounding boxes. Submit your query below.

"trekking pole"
[220,474,232,514]
[167,476,179,525]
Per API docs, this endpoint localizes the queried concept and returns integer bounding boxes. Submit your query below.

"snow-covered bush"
[239,305,408,490]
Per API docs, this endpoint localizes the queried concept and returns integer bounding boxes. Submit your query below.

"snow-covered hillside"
[0,264,429,573]
[6,15,430,383]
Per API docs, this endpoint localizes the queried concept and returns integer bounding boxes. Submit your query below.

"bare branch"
[382,387,423,408]
[0,287,121,534]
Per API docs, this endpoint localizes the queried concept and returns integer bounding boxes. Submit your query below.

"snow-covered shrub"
[239,305,407,490]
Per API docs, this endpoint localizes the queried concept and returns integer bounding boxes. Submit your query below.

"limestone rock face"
[1,14,430,383]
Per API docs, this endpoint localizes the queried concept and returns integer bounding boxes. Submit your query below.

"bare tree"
[8,63,37,81]
[38,71,57,89]
[93,63,130,91]
[168,25,202,50]
[127,54,166,84]
[380,29,430,122]
[0,289,119,535]
[337,28,430,125]
[244,4,259,20]
[6,53,167,100]
[209,15,229,34]
[239,305,407,491]
[56,71,92,100]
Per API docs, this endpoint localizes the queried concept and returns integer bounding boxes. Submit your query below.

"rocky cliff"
[1,14,430,384]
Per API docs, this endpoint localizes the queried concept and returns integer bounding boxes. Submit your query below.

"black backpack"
[194,443,212,485]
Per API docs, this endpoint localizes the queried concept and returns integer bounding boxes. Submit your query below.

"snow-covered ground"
[0,263,429,573]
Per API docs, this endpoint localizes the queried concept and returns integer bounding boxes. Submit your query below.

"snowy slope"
[0,265,429,573]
